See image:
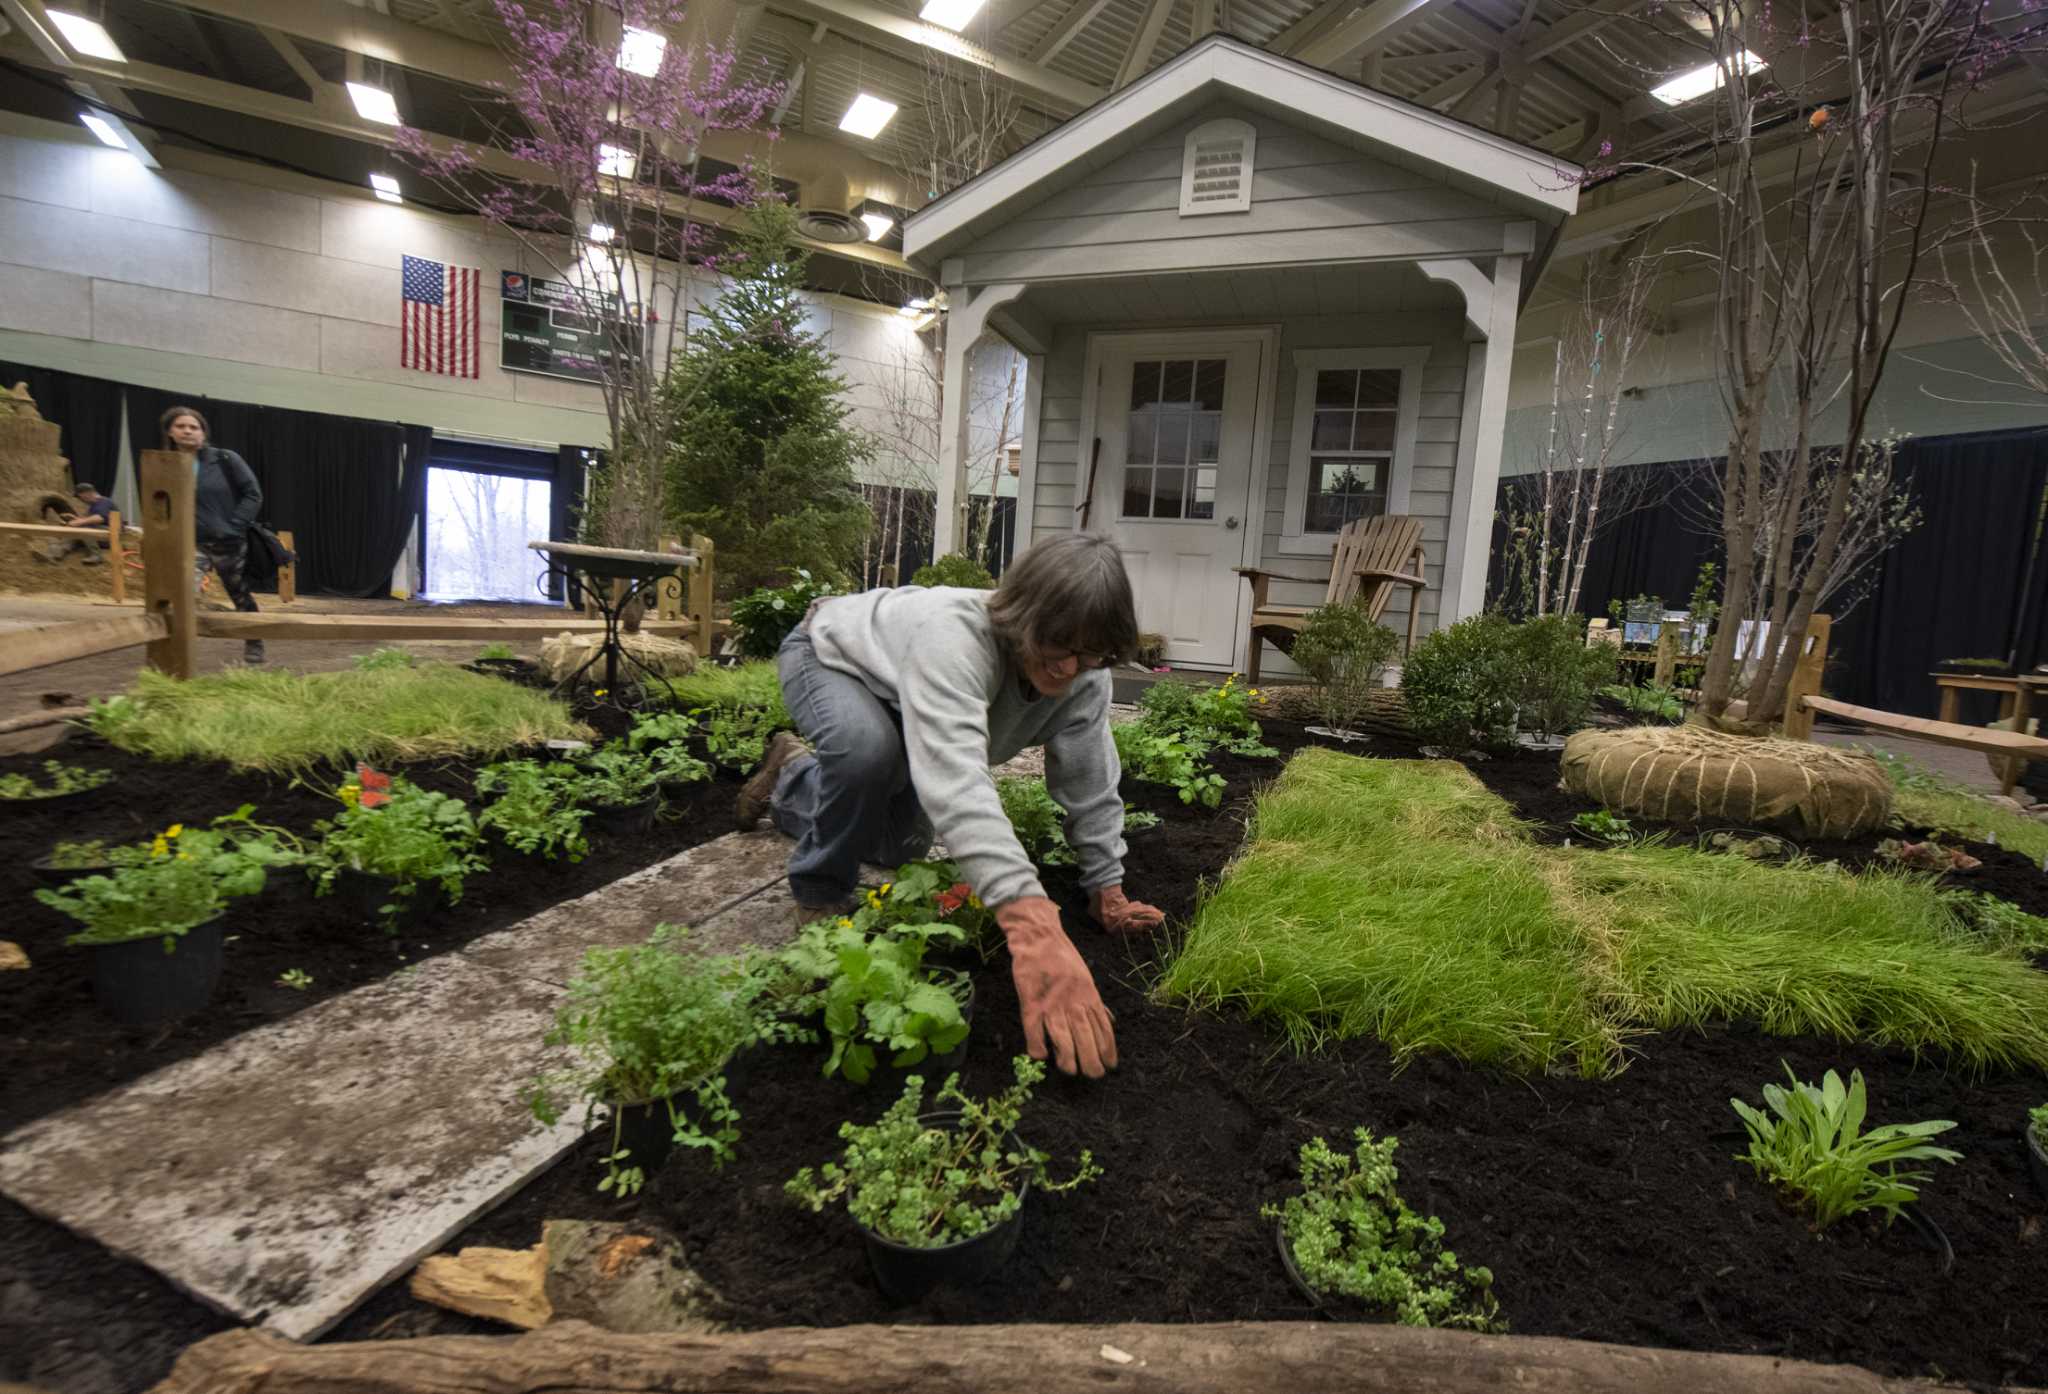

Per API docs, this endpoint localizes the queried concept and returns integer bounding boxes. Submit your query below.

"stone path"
[0,829,801,1342]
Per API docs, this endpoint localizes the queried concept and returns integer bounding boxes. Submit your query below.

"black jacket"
[194,445,262,545]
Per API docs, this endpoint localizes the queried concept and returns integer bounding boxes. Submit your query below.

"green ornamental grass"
[1160,750,2048,1077]
[663,661,790,726]
[85,666,590,774]
[1859,745,2048,864]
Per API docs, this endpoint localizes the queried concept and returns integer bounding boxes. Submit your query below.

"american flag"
[400,254,480,379]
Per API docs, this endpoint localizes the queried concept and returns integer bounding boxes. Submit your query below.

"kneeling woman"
[739,534,1166,1080]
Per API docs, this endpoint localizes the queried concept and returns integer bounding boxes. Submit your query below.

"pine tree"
[663,197,872,595]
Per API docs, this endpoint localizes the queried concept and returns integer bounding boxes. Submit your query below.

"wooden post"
[139,450,196,679]
[1781,612,1831,741]
[277,529,297,604]
[688,532,716,657]
[106,509,125,605]
[1652,624,1678,686]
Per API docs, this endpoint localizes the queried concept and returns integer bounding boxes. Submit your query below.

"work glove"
[1090,885,1165,935]
[995,896,1118,1079]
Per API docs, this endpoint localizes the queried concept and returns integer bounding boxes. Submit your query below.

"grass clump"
[87,666,590,774]
[1859,746,2048,863]
[1160,749,2048,1077]
[662,661,790,726]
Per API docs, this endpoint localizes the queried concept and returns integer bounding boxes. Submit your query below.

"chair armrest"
[1353,566,1427,587]
[1234,566,1330,584]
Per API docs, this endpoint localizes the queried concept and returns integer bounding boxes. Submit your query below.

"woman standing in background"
[161,405,265,667]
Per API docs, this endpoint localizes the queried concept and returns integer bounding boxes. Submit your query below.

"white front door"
[1095,338,1262,668]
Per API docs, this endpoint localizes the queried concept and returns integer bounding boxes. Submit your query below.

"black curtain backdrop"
[552,446,592,604]
[124,385,418,598]
[0,360,124,497]
[1487,428,2048,719]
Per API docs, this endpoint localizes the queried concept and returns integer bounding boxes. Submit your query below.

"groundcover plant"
[1160,749,2048,1078]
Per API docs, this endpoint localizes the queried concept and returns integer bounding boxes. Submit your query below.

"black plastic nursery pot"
[585,796,659,837]
[30,854,115,888]
[859,1112,1030,1304]
[2026,1123,2048,1204]
[1,784,112,816]
[329,869,442,926]
[1275,1220,1371,1318]
[90,919,225,1028]
[853,973,976,1089]
[606,1095,683,1177]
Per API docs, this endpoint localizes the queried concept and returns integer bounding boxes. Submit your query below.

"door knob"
[1224,516,1241,530]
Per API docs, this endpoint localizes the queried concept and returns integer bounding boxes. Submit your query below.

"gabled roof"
[903,33,1582,271]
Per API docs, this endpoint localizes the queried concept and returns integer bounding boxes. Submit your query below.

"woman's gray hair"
[987,533,1140,666]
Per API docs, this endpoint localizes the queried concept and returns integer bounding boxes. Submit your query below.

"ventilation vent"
[795,209,865,243]
[1179,118,1255,216]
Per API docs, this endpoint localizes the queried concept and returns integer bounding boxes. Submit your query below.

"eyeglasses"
[1043,647,1117,671]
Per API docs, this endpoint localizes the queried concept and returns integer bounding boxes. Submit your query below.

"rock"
[0,941,28,971]
[1985,794,2027,811]
[538,632,697,685]
[409,1244,550,1330]
[1560,725,1893,839]
[410,1221,722,1335]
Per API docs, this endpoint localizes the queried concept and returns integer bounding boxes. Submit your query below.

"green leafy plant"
[352,647,417,671]
[627,711,712,787]
[309,777,487,915]
[775,913,972,1084]
[2030,1103,2048,1152]
[1400,614,1526,751]
[1294,606,1401,735]
[529,927,805,1195]
[1263,1129,1501,1331]
[1601,682,1685,723]
[43,838,113,869]
[1000,777,1163,867]
[785,1055,1101,1246]
[0,761,114,800]
[574,745,661,809]
[703,706,776,772]
[664,661,789,724]
[1138,674,1275,754]
[911,552,996,589]
[729,568,840,659]
[476,759,590,861]
[33,808,299,949]
[475,643,518,661]
[1114,723,1225,808]
[1570,809,1633,845]
[1730,1065,1961,1229]
[1943,891,2048,952]
[1514,615,1619,740]
[278,968,313,991]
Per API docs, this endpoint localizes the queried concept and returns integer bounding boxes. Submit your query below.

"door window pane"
[1191,412,1220,464]
[1154,413,1190,465]
[1161,358,1195,403]
[1151,467,1185,519]
[1126,411,1156,462]
[1191,465,1217,519]
[1122,466,1153,518]
[1130,361,1164,408]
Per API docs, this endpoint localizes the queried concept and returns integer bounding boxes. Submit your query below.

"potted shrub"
[573,746,663,833]
[310,777,487,927]
[1264,1129,1503,1329]
[2024,1103,2047,1203]
[1400,615,1526,753]
[31,838,117,887]
[1513,615,1619,748]
[785,1055,1101,1302]
[477,759,591,861]
[1293,605,1400,742]
[729,568,839,659]
[33,811,296,1026]
[0,760,115,809]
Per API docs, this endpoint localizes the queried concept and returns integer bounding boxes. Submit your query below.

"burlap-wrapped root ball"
[540,631,697,685]
[1560,724,1893,839]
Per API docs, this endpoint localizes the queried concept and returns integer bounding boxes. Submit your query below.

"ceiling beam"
[159,0,503,88]
[1269,0,1357,57]
[772,0,1104,108]
[1113,0,1175,89]
[1028,0,1116,64]
[1293,0,1463,70]
[257,26,329,94]
[0,0,161,164]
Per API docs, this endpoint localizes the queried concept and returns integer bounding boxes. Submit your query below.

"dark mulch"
[9,719,2048,1393]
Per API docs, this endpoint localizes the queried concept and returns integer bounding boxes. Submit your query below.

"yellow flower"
[968,895,982,910]
[150,836,168,858]
[175,851,190,861]
[837,917,853,929]
[594,688,609,697]
[165,823,184,839]
[339,784,361,809]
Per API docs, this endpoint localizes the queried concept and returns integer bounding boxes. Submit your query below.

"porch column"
[1421,237,1527,623]
[934,281,1027,557]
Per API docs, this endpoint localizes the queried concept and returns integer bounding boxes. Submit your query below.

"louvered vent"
[1179,119,1255,216]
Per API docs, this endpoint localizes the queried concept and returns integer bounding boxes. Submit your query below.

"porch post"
[934,281,1027,558]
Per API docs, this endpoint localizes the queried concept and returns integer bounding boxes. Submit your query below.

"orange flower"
[1809,106,1830,131]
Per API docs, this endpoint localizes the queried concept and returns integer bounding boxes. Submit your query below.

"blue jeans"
[773,627,934,907]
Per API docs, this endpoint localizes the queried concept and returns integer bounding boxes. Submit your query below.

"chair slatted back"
[1323,514,1425,617]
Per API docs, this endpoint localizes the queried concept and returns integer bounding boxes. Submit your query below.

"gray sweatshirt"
[808,585,1125,908]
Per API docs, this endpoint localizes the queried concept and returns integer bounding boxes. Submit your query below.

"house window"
[1179,119,1255,216]
[1279,347,1429,555]
[1122,357,1224,520]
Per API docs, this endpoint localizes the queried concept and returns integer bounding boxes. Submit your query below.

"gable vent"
[1179,119,1255,216]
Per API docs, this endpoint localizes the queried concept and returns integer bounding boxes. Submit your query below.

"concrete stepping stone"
[0,829,812,1343]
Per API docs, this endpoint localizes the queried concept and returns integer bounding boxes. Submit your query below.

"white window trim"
[1277,345,1429,557]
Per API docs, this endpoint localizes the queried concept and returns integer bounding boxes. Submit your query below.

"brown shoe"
[793,897,856,928]
[737,730,810,830]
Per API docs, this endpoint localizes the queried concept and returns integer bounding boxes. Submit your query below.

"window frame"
[1278,346,1429,557]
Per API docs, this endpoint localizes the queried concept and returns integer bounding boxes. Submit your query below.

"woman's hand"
[995,896,1117,1078]
[1090,885,1165,935]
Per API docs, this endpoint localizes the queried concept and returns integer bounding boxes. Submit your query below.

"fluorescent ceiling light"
[79,113,125,149]
[47,10,125,62]
[617,25,667,76]
[838,93,898,140]
[860,211,895,241]
[588,222,615,244]
[898,296,933,317]
[597,143,637,178]
[346,81,400,125]
[1650,50,1765,105]
[918,0,985,30]
[369,172,402,204]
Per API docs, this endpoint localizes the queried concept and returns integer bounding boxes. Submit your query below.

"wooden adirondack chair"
[1234,514,1427,683]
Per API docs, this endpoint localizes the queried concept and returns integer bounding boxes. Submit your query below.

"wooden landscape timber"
[0,613,165,679]
[148,1319,2040,1394]
[194,613,704,643]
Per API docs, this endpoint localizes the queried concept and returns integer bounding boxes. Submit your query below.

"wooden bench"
[1798,693,2048,796]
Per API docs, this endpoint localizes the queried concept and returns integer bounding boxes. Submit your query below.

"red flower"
[934,882,972,915]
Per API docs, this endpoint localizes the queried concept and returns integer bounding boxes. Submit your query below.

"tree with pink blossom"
[397,0,783,553]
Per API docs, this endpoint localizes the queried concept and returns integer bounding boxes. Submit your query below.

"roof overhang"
[904,34,1582,272]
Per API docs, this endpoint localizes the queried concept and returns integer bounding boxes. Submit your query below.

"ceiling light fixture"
[597,143,637,178]
[79,112,125,149]
[917,0,986,31]
[346,81,401,125]
[46,9,125,62]
[860,211,895,241]
[1650,50,1765,105]
[369,172,403,204]
[839,93,898,140]
[617,25,667,76]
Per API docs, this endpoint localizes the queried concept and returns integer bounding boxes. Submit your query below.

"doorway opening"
[421,440,559,603]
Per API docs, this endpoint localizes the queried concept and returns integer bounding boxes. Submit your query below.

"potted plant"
[527,928,805,1196]
[627,711,712,792]
[1513,615,1619,749]
[1263,1129,1503,1330]
[0,760,115,809]
[2025,1103,2047,1202]
[785,1055,1101,1302]
[31,838,117,887]
[476,759,591,862]
[574,745,663,834]
[469,642,530,678]
[32,810,297,1026]
[775,911,975,1086]
[309,777,487,927]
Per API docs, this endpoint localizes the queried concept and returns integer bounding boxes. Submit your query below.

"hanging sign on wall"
[498,271,641,385]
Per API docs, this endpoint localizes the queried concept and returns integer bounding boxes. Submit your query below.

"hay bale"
[539,631,697,685]
[1560,724,1893,839]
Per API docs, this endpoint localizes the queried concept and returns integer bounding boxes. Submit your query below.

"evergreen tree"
[663,197,872,594]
